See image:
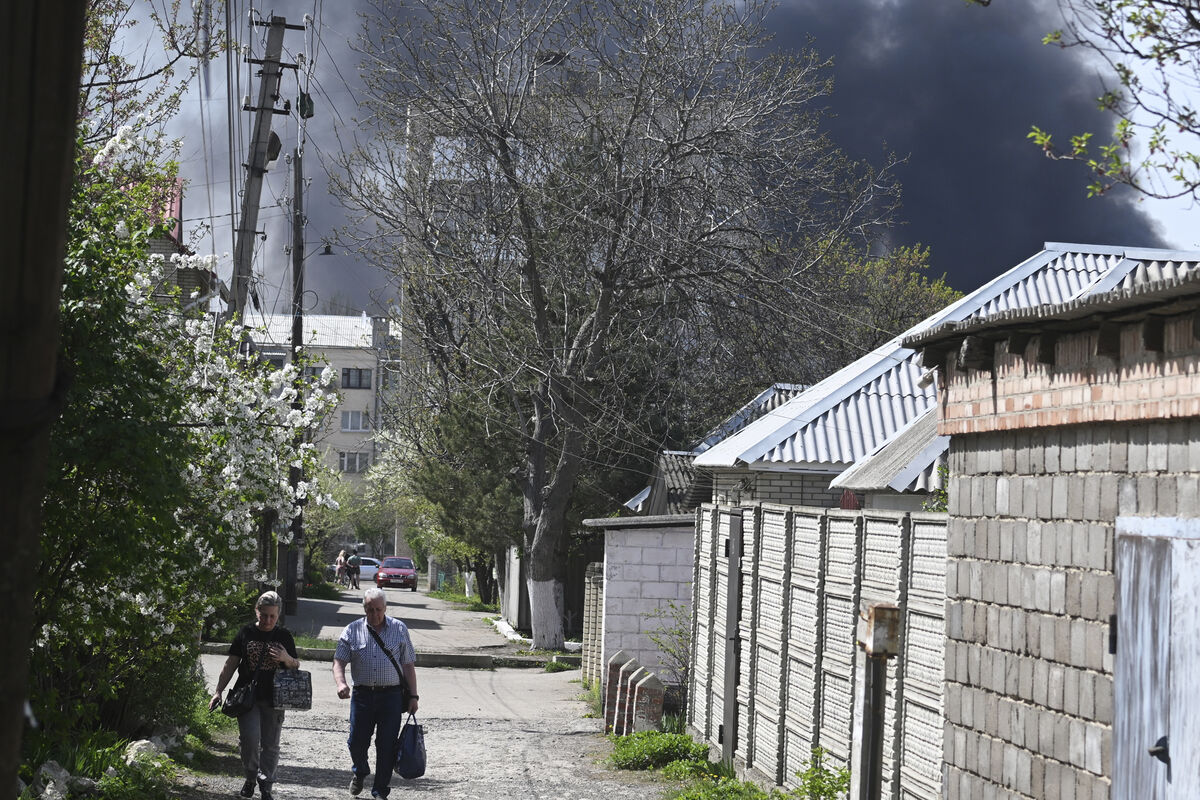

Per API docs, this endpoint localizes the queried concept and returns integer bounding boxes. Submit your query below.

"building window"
[341,410,371,432]
[306,366,335,385]
[339,451,370,473]
[342,367,372,389]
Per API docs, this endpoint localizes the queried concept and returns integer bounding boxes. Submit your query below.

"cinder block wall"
[941,315,1200,800]
[602,522,695,686]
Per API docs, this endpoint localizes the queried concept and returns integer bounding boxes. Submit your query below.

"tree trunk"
[0,3,88,792]
[472,559,496,605]
[524,465,577,649]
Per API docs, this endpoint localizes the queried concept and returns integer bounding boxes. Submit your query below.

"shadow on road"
[397,618,442,630]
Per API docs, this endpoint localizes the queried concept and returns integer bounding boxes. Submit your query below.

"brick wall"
[712,470,843,507]
[940,313,1200,800]
[940,317,1200,435]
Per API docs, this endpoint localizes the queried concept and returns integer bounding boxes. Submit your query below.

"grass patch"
[581,679,602,718]
[466,599,499,612]
[544,660,576,673]
[302,581,344,601]
[610,731,709,770]
[428,588,499,613]
[659,748,850,800]
[661,713,688,734]
[167,695,240,777]
[292,634,338,649]
[515,647,576,657]
[669,777,779,800]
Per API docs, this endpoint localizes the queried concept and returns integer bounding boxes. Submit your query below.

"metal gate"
[1115,517,1200,799]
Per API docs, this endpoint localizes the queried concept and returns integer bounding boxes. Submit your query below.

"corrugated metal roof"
[623,383,805,513]
[693,383,807,453]
[829,409,948,493]
[250,313,382,350]
[695,243,1200,478]
[906,250,1200,349]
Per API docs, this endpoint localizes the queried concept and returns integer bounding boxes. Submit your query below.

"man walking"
[347,549,362,589]
[334,588,420,798]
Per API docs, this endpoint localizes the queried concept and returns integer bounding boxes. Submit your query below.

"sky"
[169,0,1198,319]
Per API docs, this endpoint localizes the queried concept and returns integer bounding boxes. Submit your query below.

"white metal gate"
[1114,517,1200,799]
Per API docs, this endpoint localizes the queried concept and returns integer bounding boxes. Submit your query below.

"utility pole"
[224,14,303,596]
[229,15,303,321]
[281,146,305,616]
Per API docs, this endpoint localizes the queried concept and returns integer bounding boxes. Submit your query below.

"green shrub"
[610,731,709,770]
[792,748,849,800]
[662,748,850,800]
[95,753,175,800]
[545,660,576,673]
[22,729,129,783]
[670,777,776,800]
[203,584,260,641]
[21,734,175,800]
[662,758,736,783]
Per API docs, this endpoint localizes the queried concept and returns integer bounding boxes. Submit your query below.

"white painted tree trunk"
[528,577,565,650]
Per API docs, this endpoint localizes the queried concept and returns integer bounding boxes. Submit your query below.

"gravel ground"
[175,655,673,800]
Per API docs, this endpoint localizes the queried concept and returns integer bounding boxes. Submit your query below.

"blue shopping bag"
[394,713,426,779]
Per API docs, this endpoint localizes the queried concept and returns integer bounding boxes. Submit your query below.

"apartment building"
[253,313,395,480]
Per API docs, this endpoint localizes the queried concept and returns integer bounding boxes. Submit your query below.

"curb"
[489,618,583,652]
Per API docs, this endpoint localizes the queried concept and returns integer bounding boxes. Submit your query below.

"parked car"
[375,556,418,591]
[356,556,380,584]
[326,555,380,585]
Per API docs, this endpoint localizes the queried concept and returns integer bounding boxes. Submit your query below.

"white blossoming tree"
[27,124,337,736]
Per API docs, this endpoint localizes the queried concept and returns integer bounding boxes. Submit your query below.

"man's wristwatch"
[410,695,419,700]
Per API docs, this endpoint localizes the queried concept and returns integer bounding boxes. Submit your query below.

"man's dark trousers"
[348,685,405,798]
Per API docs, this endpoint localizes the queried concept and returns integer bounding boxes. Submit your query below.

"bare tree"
[333,0,899,647]
[80,0,224,143]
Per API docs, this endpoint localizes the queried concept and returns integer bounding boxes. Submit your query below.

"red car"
[375,556,418,591]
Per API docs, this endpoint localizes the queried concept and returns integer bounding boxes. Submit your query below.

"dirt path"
[179,591,674,800]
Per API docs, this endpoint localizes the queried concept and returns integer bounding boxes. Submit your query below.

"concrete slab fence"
[690,502,947,799]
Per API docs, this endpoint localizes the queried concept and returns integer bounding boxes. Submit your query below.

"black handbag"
[272,668,312,710]
[394,713,426,779]
[221,683,256,718]
[221,629,269,718]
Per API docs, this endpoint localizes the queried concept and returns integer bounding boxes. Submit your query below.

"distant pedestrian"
[333,587,420,799]
[335,550,349,587]
[209,591,300,800]
[347,549,362,589]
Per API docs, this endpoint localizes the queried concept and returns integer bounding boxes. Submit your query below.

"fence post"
[721,510,743,764]
[854,603,902,800]
[604,650,633,733]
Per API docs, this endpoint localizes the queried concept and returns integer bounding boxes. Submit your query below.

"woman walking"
[209,591,300,800]
[335,549,349,587]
